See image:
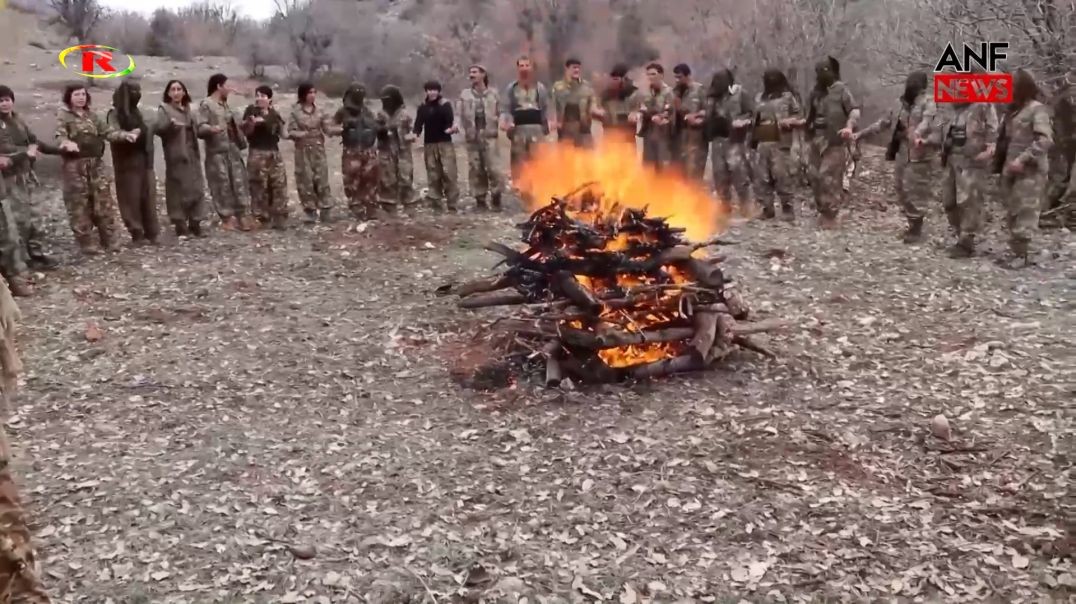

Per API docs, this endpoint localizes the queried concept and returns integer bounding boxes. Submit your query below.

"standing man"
[937,97,997,257]
[631,62,674,169]
[334,84,381,221]
[1044,68,1075,227]
[501,55,550,185]
[459,65,505,211]
[671,64,708,180]
[0,85,58,271]
[198,73,253,231]
[805,56,860,229]
[993,69,1053,268]
[598,64,638,140]
[898,71,941,242]
[705,68,755,214]
[414,80,460,213]
[551,57,600,147]
[375,84,416,214]
[752,68,802,220]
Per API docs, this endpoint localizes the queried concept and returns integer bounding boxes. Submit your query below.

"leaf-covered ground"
[8,147,1074,603]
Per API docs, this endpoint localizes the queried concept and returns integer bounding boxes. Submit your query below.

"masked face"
[710,71,731,96]
[762,71,784,96]
[816,64,835,87]
[126,83,142,106]
[0,97,12,114]
[902,71,928,103]
[1012,69,1038,106]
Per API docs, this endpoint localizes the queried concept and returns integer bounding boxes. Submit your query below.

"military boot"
[237,215,255,231]
[475,196,489,212]
[221,216,238,231]
[901,218,924,244]
[129,230,146,247]
[947,235,975,258]
[318,208,333,223]
[189,219,206,237]
[271,215,289,230]
[302,209,318,224]
[761,204,776,220]
[28,253,59,271]
[173,220,190,237]
[8,275,33,297]
[818,213,839,230]
[780,201,795,222]
[491,192,503,212]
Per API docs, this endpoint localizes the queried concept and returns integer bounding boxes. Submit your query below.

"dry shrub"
[313,71,352,98]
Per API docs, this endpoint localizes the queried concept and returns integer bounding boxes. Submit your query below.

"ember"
[446,138,782,386]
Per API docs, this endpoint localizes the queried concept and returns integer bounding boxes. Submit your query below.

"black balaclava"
[113,79,148,148]
[709,69,733,98]
[815,56,839,89]
[1012,68,1039,109]
[902,71,928,105]
[762,69,789,98]
[343,84,366,113]
[380,85,404,114]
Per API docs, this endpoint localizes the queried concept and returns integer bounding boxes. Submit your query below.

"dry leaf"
[84,322,104,342]
[572,575,603,600]
[1011,553,1030,569]
[931,414,952,441]
[619,583,639,604]
[287,543,317,560]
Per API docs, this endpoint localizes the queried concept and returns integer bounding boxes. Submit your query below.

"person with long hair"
[198,73,253,231]
[155,79,208,237]
[241,85,289,229]
[54,83,135,255]
[751,68,803,220]
[106,77,160,245]
[287,82,336,223]
[458,65,503,211]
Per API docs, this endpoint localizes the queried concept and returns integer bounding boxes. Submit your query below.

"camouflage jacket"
[630,83,675,139]
[944,103,998,160]
[1004,100,1053,172]
[600,82,638,129]
[807,80,858,145]
[753,91,801,148]
[903,91,941,162]
[459,86,500,142]
[673,81,707,131]
[197,96,247,153]
[54,106,125,158]
[1050,84,1076,153]
[286,103,334,149]
[501,80,549,133]
[375,107,414,154]
[552,78,597,129]
[0,111,58,175]
[705,84,754,142]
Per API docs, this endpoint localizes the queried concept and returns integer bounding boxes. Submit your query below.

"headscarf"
[343,84,366,114]
[112,79,150,153]
[380,85,403,114]
[709,69,734,98]
[762,69,789,99]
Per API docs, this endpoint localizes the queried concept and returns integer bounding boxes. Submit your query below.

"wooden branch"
[454,275,512,297]
[559,326,695,349]
[553,271,602,314]
[459,291,529,309]
[626,354,705,379]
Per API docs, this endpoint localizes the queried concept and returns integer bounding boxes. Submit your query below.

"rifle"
[993,113,1009,175]
[941,123,953,168]
[885,119,905,161]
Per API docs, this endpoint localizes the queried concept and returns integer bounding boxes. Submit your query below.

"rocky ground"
[5,138,1073,603]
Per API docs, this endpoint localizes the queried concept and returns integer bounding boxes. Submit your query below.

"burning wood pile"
[448,185,781,386]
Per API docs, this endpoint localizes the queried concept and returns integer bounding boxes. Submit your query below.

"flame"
[516,133,728,242]
[517,136,729,370]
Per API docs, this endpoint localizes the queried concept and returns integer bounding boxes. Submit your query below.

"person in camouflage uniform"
[630,62,675,169]
[804,57,860,229]
[242,85,289,230]
[705,68,755,214]
[155,79,208,237]
[459,65,504,211]
[54,84,135,254]
[376,85,416,213]
[500,56,550,185]
[1044,68,1075,227]
[751,69,802,220]
[107,78,160,245]
[414,80,460,212]
[671,64,708,180]
[0,85,58,272]
[938,99,998,257]
[598,64,638,141]
[287,82,335,224]
[552,57,599,147]
[993,69,1054,268]
[334,83,381,220]
[198,73,253,231]
[0,158,31,296]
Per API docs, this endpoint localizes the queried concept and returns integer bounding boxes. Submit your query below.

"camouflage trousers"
[1001,169,1046,254]
[424,142,460,210]
[809,138,847,218]
[558,122,593,148]
[294,143,331,211]
[642,134,673,169]
[942,156,989,238]
[378,146,415,207]
[711,138,753,209]
[0,196,28,278]
[676,129,708,181]
[205,145,251,219]
[3,173,48,259]
[466,139,503,203]
[509,125,544,182]
[342,147,379,217]
[248,149,289,220]
[898,156,938,223]
[754,142,795,211]
[60,158,123,251]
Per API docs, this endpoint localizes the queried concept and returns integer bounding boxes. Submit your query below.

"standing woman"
[333,84,380,221]
[241,85,290,229]
[54,83,136,255]
[287,82,335,224]
[106,78,160,245]
[155,79,208,237]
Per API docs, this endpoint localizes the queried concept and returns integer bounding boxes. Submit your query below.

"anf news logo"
[933,42,1012,103]
[57,44,136,79]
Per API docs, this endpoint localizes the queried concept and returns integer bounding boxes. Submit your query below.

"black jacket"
[413,97,454,144]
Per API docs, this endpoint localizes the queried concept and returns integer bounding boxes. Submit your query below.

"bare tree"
[514,0,589,80]
[272,0,335,81]
[48,0,103,45]
[177,0,242,46]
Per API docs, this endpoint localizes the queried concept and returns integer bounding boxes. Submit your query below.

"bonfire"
[446,136,782,386]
